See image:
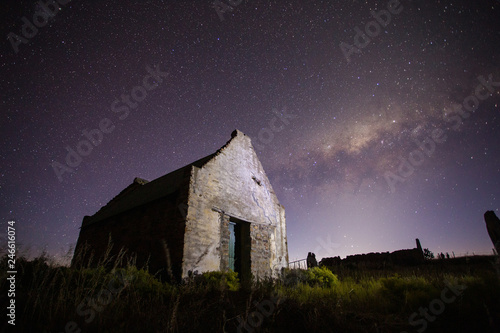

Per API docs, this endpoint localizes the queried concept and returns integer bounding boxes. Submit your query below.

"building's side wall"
[182,131,288,279]
[73,190,188,281]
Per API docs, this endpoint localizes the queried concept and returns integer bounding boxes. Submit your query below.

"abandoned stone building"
[72,130,289,281]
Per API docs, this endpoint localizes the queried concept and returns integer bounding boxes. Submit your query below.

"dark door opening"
[228,219,251,280]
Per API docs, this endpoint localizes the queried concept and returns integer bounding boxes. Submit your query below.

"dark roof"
[82,153,216,227]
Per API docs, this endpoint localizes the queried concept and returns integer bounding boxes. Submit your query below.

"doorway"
[228,218,250,280]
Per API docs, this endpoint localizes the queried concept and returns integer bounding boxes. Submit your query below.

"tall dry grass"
[1,247,499,333]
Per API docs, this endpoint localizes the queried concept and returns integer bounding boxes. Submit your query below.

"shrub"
[193,270,240,291]
[281,268,308,287]
[305,266,339,288]
[379,275,439,310]
[123,266,170,296]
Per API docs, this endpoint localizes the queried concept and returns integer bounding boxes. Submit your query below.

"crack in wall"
[251,189,274,225]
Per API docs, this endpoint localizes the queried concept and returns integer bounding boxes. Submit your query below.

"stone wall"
[73,181,190,281]
[250,223,274,279]
[182,130,288,278]
[320,248,424,269]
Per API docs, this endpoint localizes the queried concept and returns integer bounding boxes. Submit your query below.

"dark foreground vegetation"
[2,253,500,333]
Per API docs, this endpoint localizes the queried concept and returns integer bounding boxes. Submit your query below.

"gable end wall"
[182,132,288,279]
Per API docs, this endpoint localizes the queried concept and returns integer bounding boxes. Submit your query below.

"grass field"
[2,252,500,332]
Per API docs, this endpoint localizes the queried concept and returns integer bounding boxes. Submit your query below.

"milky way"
[1,0,499,262]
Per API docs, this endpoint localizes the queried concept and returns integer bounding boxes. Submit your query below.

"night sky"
[1,0,499,263]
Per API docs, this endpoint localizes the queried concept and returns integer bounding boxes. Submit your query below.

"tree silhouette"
[423,248,434,260]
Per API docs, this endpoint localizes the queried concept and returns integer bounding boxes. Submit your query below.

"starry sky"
[1,0,499,263]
